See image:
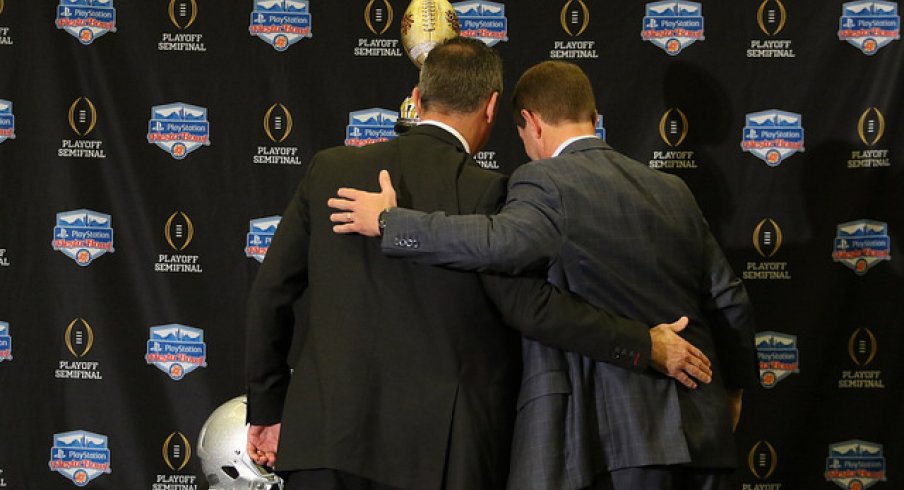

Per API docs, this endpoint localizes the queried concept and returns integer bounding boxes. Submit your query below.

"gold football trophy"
[397,0,460,132]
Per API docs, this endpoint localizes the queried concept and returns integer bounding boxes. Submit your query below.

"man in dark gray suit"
[246,43,700,490]
[330,61,756,490]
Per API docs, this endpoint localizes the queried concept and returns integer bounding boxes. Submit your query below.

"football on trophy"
[400,0,460,69]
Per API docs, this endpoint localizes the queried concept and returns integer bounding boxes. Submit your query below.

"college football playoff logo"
[849,328,878,366]
[169,0,198,29]
[365,0,393,35]
[68,97,98,137]
[65,318,94,358]
[757,0,787,36]
[753,219,783,258]
[162,432,192,472]
[165,211,195,251]
[858,107,885,146]
[264,103,293,143]
[561,0,589,37]
[659,108,688,147]
[748,440,778,480]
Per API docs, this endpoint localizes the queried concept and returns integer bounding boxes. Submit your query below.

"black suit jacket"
[245,126,651,490]
[381,138,757,489]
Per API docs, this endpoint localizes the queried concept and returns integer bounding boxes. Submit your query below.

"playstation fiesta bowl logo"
[755,331,799,388]
[48,430,112,486]
[641,0,704,55]
[832,219,891,275]
[246,216,281,263]
[839,1,900,55]
[56,0,116,45]
[0,321,11,363]
[0,99,14,144]
[741,110,804,166]
[147,102,211,160]
[453,1,508,46]
[250,0,312,51]
[345,108,399,147]
[825,440,887,489]
[51,209,115,266]
[146,324,207,380]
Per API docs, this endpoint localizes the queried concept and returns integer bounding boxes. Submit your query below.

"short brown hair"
[419,37,503,114]
[512,61,596,128]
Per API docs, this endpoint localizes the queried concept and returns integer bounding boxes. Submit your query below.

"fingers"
[335,187,366,200]
[378,170,393,194]
[329,211,355,224]
[686,342,712,368]
[328,197,354,211]
[332,223,358,234]
[673,371,697,390]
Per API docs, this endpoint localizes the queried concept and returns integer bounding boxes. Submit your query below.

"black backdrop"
[0,1,902,489]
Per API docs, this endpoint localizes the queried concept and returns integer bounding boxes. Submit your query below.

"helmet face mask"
[197,396,284,490]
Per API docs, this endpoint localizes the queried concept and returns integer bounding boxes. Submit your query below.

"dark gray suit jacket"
[246,128,652,490]
[381,137,757,490]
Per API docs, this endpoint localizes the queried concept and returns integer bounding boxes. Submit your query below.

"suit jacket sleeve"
[471,175,652,372]
[244,159,315,425]
[381,162,563,275]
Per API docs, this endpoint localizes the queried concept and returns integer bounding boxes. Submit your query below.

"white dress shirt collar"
[552,135,599,158]
[418,120,471,154]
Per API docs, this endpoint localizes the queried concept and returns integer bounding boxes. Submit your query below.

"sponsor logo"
[48,430,112,486]
[345,108,398,146]
[825,440,887,489]
[839,328,884,389]
[744,218,791,280]
[0,321,11,363]
[52,209,115,266]
[642,0,704,55]
[839,1,900,55]
[159,0,207,52]
[650,108,697,169]
[755,331,799,388]
[356,0,402,57]
[245,216,281,263]
[155,211,203,273]
[474,150,498,170]
[454,1,508,46]
[57,318,103,380]
[748,0,796,58]
[741,110,804,166]
[832,219,890,275]
[595,114,606,141]
[147,102,211,160]
[145,324,207,380]
[0,0,12,46]
[59,97,106,159]
[154,432,199,489]
[55,0,117,45]
[550,0,597,58]
[250,0,312,51]
[849,107,890,168]
[0,247,7,267]
[0,466,7,487]
[255,103,302,165]
[0,99,14,143]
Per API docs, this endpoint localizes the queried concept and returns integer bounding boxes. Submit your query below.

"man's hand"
[649,316,712,389]
[329,170,397,237]
[247,423,281,468]
[727,389,743,432]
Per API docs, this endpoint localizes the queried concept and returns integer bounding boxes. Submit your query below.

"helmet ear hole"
[221,466,240,480]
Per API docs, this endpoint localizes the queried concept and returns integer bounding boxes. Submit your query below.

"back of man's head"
[418,37,503,115]
[512,61,596,128]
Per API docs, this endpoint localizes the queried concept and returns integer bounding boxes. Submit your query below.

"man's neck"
[420,110,486,156]
[541,121,596,159]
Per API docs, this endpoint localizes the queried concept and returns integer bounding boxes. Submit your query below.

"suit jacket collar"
[559,136,610,155]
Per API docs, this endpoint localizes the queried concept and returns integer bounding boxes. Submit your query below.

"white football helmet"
[197,395,283,490]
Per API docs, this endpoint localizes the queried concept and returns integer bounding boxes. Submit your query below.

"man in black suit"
[330,61,756,490]
[245,40,698,490]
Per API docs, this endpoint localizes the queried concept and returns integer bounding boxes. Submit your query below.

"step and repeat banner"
[0,1,901,489]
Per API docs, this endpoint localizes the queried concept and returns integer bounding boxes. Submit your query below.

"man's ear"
[412,87,423,115]
[485,91,499,125]
[521,109,542,140]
